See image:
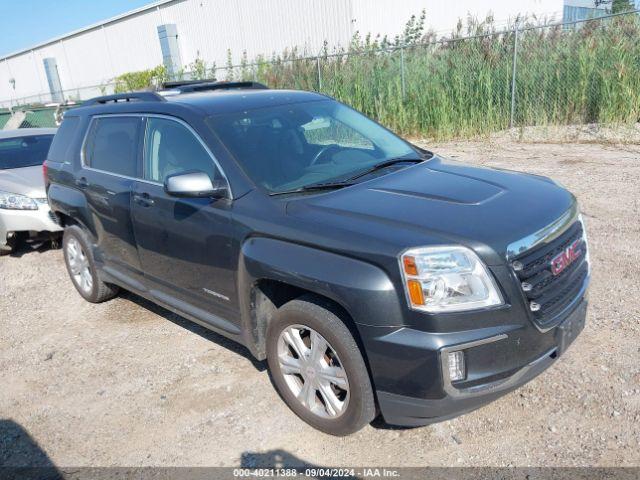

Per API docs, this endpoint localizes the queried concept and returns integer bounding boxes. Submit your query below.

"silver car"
[0,128,62,255]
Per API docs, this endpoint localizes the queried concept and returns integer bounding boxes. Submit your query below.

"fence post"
[509,24,519,129]
[316,56,322,91]
[400,46,406,99]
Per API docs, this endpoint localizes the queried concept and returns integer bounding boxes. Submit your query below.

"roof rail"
[162,78,218,89]
[82,91,166,106]
[162,81,269,94]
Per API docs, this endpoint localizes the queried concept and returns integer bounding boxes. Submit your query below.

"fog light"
[448,351,466,382]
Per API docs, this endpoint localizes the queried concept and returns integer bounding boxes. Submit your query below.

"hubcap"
[66,237,93,294]
[277,325,349,419]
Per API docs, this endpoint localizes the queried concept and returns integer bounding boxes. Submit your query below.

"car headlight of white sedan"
[399,245,504,313]
[0,190,38,210]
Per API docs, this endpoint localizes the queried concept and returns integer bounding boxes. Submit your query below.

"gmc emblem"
[550,240,582,276]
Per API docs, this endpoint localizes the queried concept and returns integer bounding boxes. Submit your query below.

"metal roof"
[70,89,328,117]
[0,0,182,62]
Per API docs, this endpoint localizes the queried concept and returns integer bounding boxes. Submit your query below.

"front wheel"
[266,296,376,436]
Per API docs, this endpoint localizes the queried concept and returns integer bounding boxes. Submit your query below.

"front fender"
[238,236,404,357]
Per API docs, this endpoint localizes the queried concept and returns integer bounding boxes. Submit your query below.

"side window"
[84,116,141,177]
[143,117,220,183]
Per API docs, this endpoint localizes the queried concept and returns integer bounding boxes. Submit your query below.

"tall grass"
[220,13,640,140]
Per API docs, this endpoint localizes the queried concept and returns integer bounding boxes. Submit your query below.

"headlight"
[399,245,503,313]
[0,190,38,210]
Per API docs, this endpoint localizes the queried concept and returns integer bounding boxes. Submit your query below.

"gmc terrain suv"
[45,82,590,435]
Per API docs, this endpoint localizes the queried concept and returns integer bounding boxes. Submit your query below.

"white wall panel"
[101,11,164,75]
[59,29,114,91]
[350,0,426,40]
[411,0,564,35]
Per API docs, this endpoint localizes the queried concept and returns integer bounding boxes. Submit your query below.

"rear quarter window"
[47,116,80,164]
[83,116,141,178]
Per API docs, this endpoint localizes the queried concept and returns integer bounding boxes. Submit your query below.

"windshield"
[206,100,416,193]
[0,135,54,170]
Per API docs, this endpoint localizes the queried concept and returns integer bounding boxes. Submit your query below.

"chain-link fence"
[203,9,640,140]
[3,10,639,140]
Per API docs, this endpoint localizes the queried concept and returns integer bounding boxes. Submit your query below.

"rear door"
[80,115,144,284]
[130,115,237,322]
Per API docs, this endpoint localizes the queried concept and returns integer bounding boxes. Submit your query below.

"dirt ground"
[1,140,638,468]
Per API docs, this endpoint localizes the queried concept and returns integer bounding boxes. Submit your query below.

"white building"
[563,0,609,22]
[563,0,639,21]
[0,0,564,106]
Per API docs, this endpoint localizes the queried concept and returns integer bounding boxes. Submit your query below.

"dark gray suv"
[45,82,590,435]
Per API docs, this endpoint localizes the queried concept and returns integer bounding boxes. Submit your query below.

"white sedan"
[0,128,62,255]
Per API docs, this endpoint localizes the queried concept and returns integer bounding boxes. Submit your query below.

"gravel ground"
[0,140,639,468]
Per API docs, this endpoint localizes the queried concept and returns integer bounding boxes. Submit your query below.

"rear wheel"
[266,296,376,436]
[63,226,119,303]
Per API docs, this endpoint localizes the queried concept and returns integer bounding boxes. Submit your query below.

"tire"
[266,295,376,436]
[0,235,16,256]
[62,225,119,303]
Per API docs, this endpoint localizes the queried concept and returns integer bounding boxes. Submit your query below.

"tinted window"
[84,116,141,177]
[143,117,220,183]
[0,134,54,170]
[48,116,79,164]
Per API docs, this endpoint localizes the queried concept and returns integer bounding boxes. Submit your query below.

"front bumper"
[362,297,588,427]
[0,203,62,247]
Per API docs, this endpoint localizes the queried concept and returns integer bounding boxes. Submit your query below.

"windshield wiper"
[269,181,355,196]
[344,157,423,183]
[269,157,423,197]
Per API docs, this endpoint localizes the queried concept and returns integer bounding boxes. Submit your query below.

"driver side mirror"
[164,171,228,199]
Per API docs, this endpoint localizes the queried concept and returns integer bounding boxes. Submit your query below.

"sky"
[0,0,152,56]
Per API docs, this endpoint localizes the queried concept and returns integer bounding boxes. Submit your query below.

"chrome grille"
[512,220,589,330]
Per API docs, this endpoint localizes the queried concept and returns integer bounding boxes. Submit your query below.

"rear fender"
[47,183,97,239]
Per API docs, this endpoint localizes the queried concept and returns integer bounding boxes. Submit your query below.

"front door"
[130,116,237,321]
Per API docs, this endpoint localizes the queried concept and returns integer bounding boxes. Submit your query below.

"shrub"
[114,65,168,93]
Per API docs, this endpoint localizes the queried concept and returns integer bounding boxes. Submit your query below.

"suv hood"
[286,157,575,264]
[0,165,46,198]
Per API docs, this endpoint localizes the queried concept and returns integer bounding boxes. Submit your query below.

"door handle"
[133,193,155,207]
[76,177,89,189]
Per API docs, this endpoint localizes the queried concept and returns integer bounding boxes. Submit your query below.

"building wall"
[563,0,608,22]
[563,0,640,19]
[0,0,563,106]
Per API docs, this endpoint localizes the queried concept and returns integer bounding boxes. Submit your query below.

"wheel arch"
[237,236,402,361]
[47,183,97,239]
